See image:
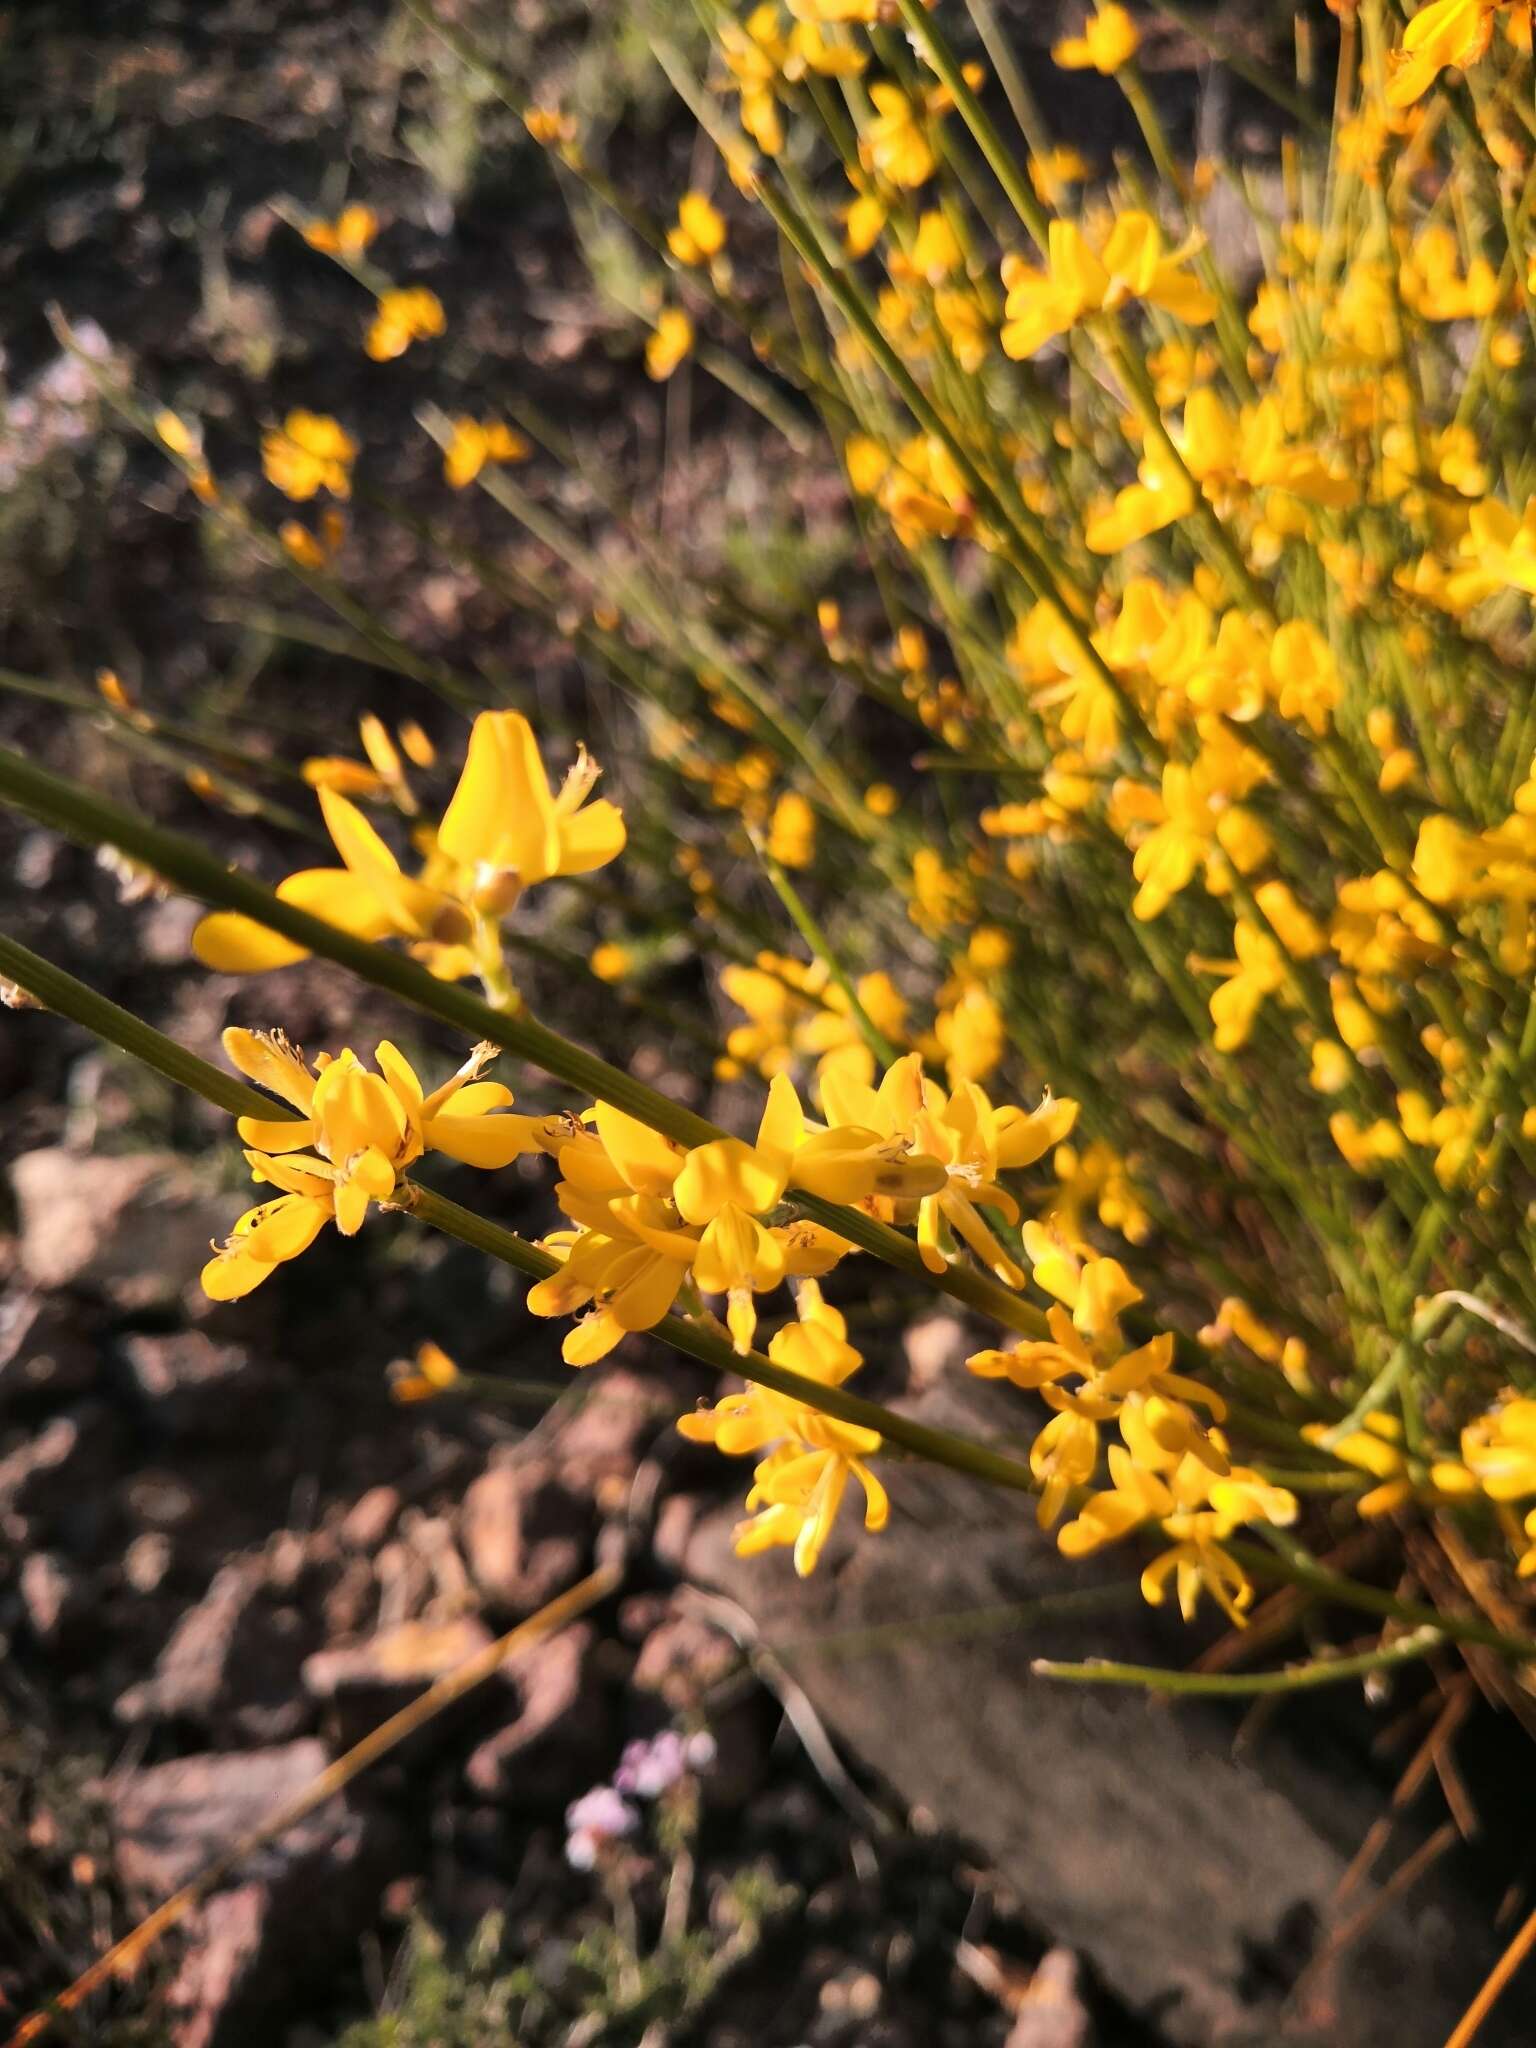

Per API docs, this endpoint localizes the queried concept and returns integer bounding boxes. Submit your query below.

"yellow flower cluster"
[969,1242,1296,1625]
[203,1031,555,1299]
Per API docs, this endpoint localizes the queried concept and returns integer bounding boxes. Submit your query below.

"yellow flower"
[262,411,357,502]
[302,204,379,257]
[443,417,531,488]
[682,1285,888,1575]
[193,711,625,980]
[1399,226,1501,321]
[909,210,963,282]
[302,712,418,813]
[766,790,816,867]
[1461,1398,1536,1500]
[1386,0,1501,107]
[589,942,632,982]
[1052,3,1141,73]
[1050,1140,1151,1245]
[202,1032,547,1299]
[864,84,934,189]
[667,192,728,266]
[1001,213,1215,361]
[390,1339,462,1404]
[1199,920,1289,1053]
[822,1053,1078,1289]
[364,285,446,361]
[934,983,1005,1085]
[646,307,695,380]
[719,3,790,156]
[1028,146,1093,206]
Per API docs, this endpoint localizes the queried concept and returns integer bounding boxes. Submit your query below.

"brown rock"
[110,1741,396,2048]
[120,1331,258,1437]
[339,1485,400,1553]
[302,1615,494,1750]
[463,1622,609,1808]
[631,1607,739,1711]
[19,1550,84,1647]
[0,1294,98,1406]
[0,1403,122,1548]
[12,1147,212,1304]
[459,1460,588,1614]
[1005,1949,1090,2048]
[550,1368,667,1493]
[116,1556,316,1742]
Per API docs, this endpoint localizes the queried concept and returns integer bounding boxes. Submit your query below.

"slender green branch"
[749,834,902,1068]
[0,743,1048,1338]
[1034,1623,1446,1694]
[0,923,1042,1493]
[406,1188,1038,1489]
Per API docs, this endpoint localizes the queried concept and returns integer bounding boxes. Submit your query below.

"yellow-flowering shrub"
[12,0,1536,1699]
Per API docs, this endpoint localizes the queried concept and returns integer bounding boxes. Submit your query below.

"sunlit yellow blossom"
[389,1339,462,1404]
[302,204,379,256]
[667,192,728,266]
[443,417,531,489]
[365,285,446,361]
[646,307,695,380]
[824,1053,1077,1289]
[1386,0,1501,107]
[194,711,625,984]
[766,789,816,867]
[1001,213,1215,361]
[1052,3,1140,73]
[201,1032,547,1299]
[262,411,357,502]
[863,83,935,188]
[1028,146,1092,206]
[682,1285,888,1575]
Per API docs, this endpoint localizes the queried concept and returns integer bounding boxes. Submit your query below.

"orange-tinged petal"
[593,1100,684,1196]
[563,1311,626,1366]
[194,912,311,974]
[555,799,627,875]
[222,1027,316,1110]
[424,1111,547,1167]
[674,1137,786,1224]
[234,1115,316,1152]
[438,710,560,880]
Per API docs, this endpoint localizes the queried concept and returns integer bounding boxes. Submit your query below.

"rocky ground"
[0,1116,1141,2046]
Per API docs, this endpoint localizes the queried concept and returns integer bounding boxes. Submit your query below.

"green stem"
[0,924,1041,1494]
[750,836,903,1068]
[407,1188,1037,1490]
[0,743,1048,1338]
[1033,1623,1445,1694]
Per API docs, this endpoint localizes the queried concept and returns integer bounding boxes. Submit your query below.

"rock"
[459,1461,589,1614]
[550,1367,667,1494]
[1004,1949,1090,2048]
[120,1332,258,1438]
[631,1605,739,1711]
[902,1313,969,1389]
[0,1403,122,1549]
[339,1485,400,1553]
[463,1622,609,1808]
[18,1551,85,1647]
[116,1557,316,1743]
[652,1493,700,1572]
[302,1615,494,1751]
[12,1147,211,1305]
[0,1294,98,1407]
[110,1741,396,2048]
